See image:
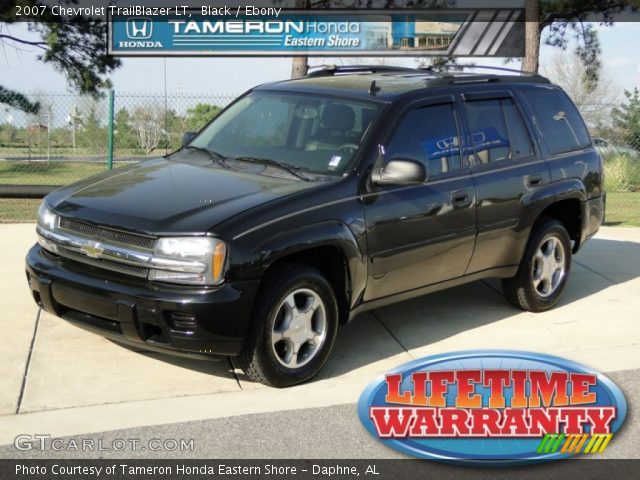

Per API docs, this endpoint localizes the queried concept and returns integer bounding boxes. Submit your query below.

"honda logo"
[436,136,459,150]
[126,18,153,39]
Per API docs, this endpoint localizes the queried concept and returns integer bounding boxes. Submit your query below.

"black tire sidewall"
[521,221,572,311]
[253,267,339,387]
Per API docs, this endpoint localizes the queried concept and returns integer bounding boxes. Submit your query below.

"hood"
[47,156,320,235]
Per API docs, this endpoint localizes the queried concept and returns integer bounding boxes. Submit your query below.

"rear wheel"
[502,220,572,312]
[237,263,339,387]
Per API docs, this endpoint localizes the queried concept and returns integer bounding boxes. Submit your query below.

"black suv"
[26,66,604,387]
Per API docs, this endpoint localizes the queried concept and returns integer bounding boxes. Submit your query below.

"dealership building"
[364,17,461,50]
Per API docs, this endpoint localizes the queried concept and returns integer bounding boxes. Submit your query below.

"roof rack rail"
[306,64,418,77]
[420,64,548,80]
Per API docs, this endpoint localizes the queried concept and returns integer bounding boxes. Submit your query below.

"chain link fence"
[1,93,639,225]
[0,91,236,222]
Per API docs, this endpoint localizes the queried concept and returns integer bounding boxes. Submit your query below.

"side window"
[522,90,591,155]
[465,98,533,165]
[385,103,462,179]
[502,99,533,159]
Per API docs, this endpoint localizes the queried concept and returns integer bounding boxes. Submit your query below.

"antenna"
[368,80,381,96]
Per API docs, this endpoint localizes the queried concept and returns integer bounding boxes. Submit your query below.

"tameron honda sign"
[108,9,525,56]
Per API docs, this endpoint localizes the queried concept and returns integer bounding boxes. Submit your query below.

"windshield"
[188,91,381,176]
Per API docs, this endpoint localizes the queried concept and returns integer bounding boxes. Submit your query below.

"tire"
[237,262,339,387]
[502,219,572,312]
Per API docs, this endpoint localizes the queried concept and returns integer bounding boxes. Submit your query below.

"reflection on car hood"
[46,156,320,235]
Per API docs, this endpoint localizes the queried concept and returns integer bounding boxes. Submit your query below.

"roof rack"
[306,64,418,77]
[300,64,551,92]
[420,64,549,81]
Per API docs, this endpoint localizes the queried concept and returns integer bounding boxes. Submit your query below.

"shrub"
[603,153,640,192]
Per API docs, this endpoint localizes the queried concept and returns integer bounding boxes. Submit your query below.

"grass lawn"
[605,192,640,227]
[0,160,110,186]
[0,199,41,223]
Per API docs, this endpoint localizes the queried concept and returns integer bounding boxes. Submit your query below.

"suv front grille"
[59,217,156,250]
[57,247,149,278]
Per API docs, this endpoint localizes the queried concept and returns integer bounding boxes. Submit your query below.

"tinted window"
[503,100,533,158]
[465,98,533,165]
[386,103,462,178]
[523,90,591,155]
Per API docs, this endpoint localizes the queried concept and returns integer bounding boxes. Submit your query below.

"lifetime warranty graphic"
[108,9,524,56]
[358,350,627,465]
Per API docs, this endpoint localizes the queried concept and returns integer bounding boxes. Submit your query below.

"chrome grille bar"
[37,227,206,274]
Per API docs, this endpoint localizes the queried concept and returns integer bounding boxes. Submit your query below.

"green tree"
[76,100,107,151]
[161,109,187,151]
[1,1,120,113]
[612,88,640,150]
[113,108,138,150]
[185,104,221,131]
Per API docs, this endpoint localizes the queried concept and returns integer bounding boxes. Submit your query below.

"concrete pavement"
[0,224,639,450]
[2,368,638,459]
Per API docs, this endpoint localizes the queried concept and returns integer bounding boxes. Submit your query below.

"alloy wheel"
[531,236,566,298]
[270,288,328,369]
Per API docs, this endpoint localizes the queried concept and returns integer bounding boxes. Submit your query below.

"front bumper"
[26,244,259,357]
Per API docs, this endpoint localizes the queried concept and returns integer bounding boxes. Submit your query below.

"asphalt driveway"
[0,224,638,450]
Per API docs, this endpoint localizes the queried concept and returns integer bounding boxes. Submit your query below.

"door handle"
[451,190,471,207]
[526,174,543,187]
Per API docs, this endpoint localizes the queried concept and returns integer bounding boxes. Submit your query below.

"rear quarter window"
[522,89,591,155]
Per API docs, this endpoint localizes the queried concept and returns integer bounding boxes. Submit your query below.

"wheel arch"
[533,197,583,253]
[250,221,366,325]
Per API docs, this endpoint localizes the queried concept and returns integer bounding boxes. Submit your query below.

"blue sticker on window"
[420,136,459,159]
[470,127,510,151]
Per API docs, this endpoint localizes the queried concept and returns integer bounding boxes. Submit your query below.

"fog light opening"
[167,312,197,333]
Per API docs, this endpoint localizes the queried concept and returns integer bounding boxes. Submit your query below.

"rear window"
[522,90,591,155]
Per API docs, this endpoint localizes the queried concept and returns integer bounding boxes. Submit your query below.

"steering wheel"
[338,143,359,153]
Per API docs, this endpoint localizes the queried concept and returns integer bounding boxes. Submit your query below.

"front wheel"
[237,263,339,387]
[502,220,572,312]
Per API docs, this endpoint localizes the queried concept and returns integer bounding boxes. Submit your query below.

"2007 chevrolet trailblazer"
[26,66,604,387]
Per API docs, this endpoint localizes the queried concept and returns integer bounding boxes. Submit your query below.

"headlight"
[37,202,57,231]
[149,237,228,286]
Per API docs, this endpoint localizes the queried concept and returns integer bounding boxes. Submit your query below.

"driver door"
[362,98,477,301]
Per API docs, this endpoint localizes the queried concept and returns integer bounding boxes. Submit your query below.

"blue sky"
[0,21,638,97]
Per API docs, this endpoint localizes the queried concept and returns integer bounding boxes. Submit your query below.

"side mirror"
[181,131,197,147]
[371,158,427,186]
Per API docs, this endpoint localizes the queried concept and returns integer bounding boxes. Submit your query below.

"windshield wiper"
[234,156,311,181]
[184,146,231,169]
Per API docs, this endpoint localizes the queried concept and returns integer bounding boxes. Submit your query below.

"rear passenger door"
[462,91,550,274]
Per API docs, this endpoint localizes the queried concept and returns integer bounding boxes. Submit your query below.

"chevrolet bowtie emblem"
[81,242,104,258]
